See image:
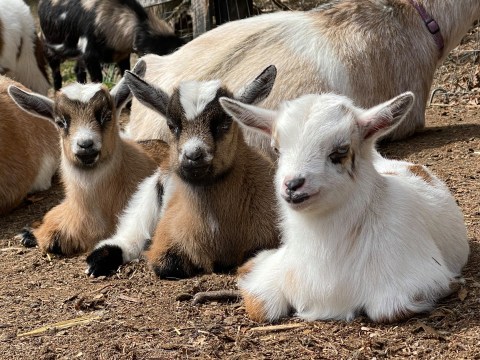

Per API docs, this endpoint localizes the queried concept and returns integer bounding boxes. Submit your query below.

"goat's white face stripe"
[61,83,102,103]
[179,80,221,121]
[72,127,102,153]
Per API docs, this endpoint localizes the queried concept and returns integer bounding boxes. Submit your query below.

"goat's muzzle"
[75,149,100,166]
[281,176,313,208]
[74,138,100,166]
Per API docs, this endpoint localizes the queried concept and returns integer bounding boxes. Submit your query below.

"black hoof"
[143,238,152,251]
[19,228,37,248]
[153,250,201,280]
[86,245,124,277]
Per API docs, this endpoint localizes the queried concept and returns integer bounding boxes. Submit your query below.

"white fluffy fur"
[87,170,170,266]
[30,154,58,192]
[0,0,50,95]
[61,83,103,103]
[223,92,470,323]
[179,80,221,121]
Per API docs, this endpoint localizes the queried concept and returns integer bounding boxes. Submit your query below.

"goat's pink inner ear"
[360,116,392,140]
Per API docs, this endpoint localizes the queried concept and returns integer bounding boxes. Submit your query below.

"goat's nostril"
[285,177,305,191]
[185,148,203,161]
[78,139,94,149]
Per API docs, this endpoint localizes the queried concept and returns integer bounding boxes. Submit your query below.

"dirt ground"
[1,7,480,360]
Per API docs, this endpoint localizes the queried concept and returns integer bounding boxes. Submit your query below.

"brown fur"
[145,123,279,276]
[137,139,170,169]
[31,86,159,255]
[0,76,59,215]
[130,0,480,152]
[408,164,434,184]
[237,259,254,277]
[241,291,267,323]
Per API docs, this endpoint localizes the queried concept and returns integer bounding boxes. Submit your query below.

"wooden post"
[190,0,212,38]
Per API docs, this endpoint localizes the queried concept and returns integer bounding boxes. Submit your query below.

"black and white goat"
[0,0,50,95]
[39,0,185,90]
[86,66,280,278]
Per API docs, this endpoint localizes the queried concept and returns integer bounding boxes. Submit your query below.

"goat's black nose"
[285,177,305,191]
[78,139,94,149]
[185,148,203,161]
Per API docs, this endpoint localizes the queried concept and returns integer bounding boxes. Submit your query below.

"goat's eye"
[55,116,67,129]
[329,145,350,164]
[95,110,111,125]
[167,121,180,136]
[211,117,232,138]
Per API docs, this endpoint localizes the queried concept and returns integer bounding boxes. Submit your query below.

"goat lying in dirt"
[8,62,167,255]
[86,66,280,278]
[220,91,470,323]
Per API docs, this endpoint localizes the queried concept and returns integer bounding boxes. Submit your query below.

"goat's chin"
[178,165,233,186]
[74,154,100,168]
[281,191,319,211]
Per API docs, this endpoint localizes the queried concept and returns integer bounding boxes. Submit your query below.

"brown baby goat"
[8,63,165,255]
[86,66,279,278]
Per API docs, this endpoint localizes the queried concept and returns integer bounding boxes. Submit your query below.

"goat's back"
[375,156,469,274]
[129,2,441,145]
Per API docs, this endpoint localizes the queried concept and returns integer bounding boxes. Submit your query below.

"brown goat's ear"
[358,92,414,141]
[220,97,276,136]
[236,65,277,105]
[8,85,55,122]
[124,70,170,117]
[110,59,148,110]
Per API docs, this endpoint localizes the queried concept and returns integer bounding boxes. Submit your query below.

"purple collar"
[407,0,444,58]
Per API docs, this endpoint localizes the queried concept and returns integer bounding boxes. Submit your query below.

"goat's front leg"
[19,203,92,255]
[237,248,290,323]
[145,226,203,280]
[116,56,130,76]
[84,49,103,83]
[75,59,87,84]
[86,170,165,277]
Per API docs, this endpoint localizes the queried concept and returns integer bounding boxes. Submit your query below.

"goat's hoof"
[85,245,123,277]
[19,228,37,248]
[151,250,200,280]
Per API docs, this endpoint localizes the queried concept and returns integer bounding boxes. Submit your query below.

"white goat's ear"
[8,85,55,122]
[236,65,277,105]
[110,59,147,110]
[358,92,415,140]
[124,70,169,116]
[220,97,276,135]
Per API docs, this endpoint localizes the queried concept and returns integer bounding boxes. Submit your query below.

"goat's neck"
[422,0,480,59]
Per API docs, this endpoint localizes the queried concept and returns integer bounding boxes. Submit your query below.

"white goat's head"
[124,64,276,185]
[220,92,414,213]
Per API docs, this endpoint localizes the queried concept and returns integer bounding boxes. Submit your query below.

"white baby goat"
[220,92,470,323]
